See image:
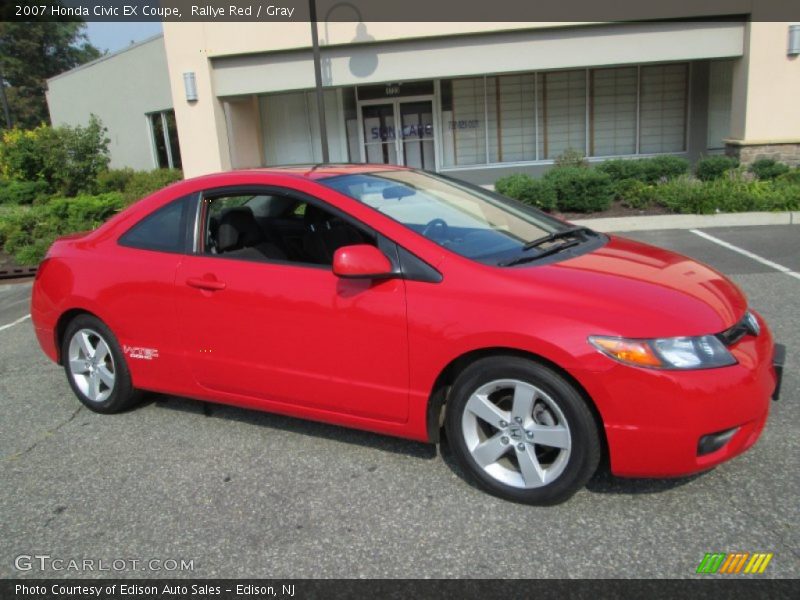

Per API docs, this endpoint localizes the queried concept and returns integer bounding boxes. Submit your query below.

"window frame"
[117,193,197,255]
[194,185,382,270]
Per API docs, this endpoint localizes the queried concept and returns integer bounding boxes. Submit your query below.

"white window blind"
[441,77,487,166]
[590,67,637,156]
[486,74,536,163]
[707,60,734,150]
[538,70,586,159]
[639,64,688,154]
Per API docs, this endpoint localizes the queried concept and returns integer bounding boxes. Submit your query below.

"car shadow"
[145,393,438,461]
[436,429,707,498]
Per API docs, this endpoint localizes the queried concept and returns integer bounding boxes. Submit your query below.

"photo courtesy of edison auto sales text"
[15,584,297,597]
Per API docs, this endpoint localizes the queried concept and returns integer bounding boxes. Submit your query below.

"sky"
[84,22,164,53]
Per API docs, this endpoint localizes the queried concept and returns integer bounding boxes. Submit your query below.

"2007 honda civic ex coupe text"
[31,165,785,504]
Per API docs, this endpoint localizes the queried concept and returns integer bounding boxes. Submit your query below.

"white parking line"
[0,314,31,332]
[690,229,800,281]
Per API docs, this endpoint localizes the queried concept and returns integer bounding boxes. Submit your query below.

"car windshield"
[320,170,577,264]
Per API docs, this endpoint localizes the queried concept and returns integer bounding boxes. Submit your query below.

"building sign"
[371,124,434,141]
[447,119,480,130]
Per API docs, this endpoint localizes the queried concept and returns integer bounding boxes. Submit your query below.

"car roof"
[233,163,411,181]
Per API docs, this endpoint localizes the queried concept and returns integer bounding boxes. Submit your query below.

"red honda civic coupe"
[31,165,784,504]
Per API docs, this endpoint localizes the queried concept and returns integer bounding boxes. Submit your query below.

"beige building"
[48,14,800,184]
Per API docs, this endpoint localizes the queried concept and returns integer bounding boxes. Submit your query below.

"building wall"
[46,36,173,171]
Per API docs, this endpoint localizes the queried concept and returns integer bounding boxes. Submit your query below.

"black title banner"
[2,0,799,22]
[2,579,800,600]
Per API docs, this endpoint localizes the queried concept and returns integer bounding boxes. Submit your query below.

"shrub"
[595,159,645,183]
[495,173,557,211]
[777,168,800,185]
[121,169,183,203]
[544,167,613,212]
[652,173,800,214]
[0,116,110,196]
[695,155,739,181]
[0,179,50,205]
[613,178,654,209]
[638,155,689,183]
[749,158,790,180]
[553,148,588,169]
[96,168,136,193]
[0,192,125,265]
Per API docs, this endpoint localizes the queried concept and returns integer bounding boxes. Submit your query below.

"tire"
[445,356,600,505]
[61,314,140,414]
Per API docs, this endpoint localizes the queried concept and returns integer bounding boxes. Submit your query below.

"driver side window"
[202,190,375,267]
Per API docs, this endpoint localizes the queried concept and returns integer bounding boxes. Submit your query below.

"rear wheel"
[445,356,600,505]
[62,315,139,413]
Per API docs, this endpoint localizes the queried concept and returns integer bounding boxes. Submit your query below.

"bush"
[553,148,588,169]
[96,168,136,193]
[777,168,800,185]
[613,178,654,209]
[596,159,645,183]
[639,155,689,183]
[544,167,613,212]
[494,173,557,211]
[0,116,110,196]
[695,155,739,181]
[0,192,125,265]
[652,173,800,214]
[749,158,790,180]
[121,169,183,203]
[0,180,50,205]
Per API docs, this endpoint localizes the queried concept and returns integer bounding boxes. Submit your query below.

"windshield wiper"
[522,226,594,251]
[499,239,581,267]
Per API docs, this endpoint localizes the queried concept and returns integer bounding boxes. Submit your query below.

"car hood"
[501,234,747,338]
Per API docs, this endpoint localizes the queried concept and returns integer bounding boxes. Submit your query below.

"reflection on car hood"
[505,234,747,338]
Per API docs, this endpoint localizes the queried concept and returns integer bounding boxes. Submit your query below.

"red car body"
[31,166,780,478]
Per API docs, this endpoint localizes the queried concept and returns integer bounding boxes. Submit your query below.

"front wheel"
[62,314,140,414]
[445,357,600,505]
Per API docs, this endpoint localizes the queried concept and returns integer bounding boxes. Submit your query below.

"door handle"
[186,277,227,291]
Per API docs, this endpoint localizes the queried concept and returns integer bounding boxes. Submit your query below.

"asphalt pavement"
[0,225,797,579]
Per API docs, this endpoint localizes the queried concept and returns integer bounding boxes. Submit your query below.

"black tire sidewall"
[61,315,137,414]
[445,357,600,505]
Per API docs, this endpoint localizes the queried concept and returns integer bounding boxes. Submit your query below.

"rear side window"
[119,195,193,253]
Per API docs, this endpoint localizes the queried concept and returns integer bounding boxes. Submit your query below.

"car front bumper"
[575,322,781,478]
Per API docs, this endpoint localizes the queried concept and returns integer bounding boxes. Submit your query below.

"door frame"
[357,95,440,171]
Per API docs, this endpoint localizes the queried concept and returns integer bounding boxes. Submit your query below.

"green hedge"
[595,156,689,184]
[494,173,557,211]
[0,192,125,265]
[543,167,613,212]
[695,155,739,181]
[749,158,791,180]
[653,175,800,214]
[0,180,51,205]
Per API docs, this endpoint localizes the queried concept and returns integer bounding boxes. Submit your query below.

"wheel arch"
[54,308,102,365]
[425,347,609,464]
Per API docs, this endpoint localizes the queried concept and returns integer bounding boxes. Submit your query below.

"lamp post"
[309,0,330,163]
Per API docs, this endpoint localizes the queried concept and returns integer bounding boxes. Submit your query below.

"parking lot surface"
[0,225,797,579]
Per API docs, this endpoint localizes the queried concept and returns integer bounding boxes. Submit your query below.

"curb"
[571,211,800,233]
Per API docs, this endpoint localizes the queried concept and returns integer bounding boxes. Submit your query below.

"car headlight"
[588,334,737,370]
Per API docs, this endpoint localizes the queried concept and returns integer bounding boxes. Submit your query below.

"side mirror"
[332,245,394,279]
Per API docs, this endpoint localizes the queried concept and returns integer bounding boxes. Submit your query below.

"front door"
[360,98,436,170]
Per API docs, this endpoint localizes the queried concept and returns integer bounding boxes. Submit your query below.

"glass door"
[360,97,437,169]
[399,100,435,170]
[361,103,398,165]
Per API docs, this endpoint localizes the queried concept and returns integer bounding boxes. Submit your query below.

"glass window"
[321,170,577,265]
[119,196,190,253]
[639,64,688,154]
[590,67,637,156]
[487,74,537,163]
[538,70,586,159]
[148,110,181,169]
[440,78,487,167]
[707,60,734,150]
